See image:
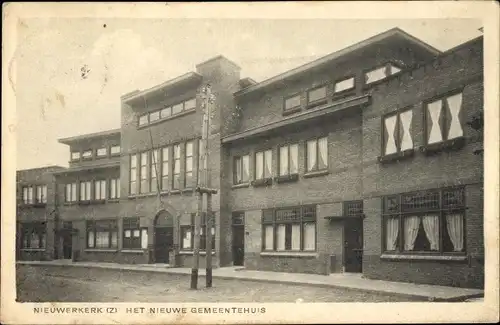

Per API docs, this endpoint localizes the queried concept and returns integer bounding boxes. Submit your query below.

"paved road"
[16,265,424,302]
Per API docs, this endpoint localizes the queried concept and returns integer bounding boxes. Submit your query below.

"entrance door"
[61,222,73,259]
[232,225,245,266]
[344,218,363,273]
[154,227,173,264]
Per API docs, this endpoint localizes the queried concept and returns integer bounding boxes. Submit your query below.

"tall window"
[130,154,137,195]
[307,86,327,106]
[34,185,47,204]
[262,206,316,252]
[383,109,414,156]
[94,180,106,200]
[109,178,120,199]
[110,145,121,156]
[65,183,77,202]
[306,137,328,172]
[22,186,34,204]
[79,181,91,201]
[185,141,194,188]
[86,220,118,249]
[173,144,181,189]
[21,222,46,249]
[255,150,272,180]
[284,95,301,112]
[150,149,159,193]
[278,144,298,176]
[233,155,250,184]
[161,147,169,190]
[426,92,464,145]
[383,187,465,254]
[123,217,142,249]
[181,214,216,251]
[139,152,148,194]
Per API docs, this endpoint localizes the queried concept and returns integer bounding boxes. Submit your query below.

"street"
[16,265,424,302]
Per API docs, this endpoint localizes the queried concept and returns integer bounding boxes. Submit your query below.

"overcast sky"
[15,18,482,170]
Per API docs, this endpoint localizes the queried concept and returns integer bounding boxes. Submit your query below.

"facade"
[16,28,484,289]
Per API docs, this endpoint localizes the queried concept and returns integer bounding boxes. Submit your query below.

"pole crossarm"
[194,186,218,195]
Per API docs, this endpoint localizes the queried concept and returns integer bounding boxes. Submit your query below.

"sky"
[14,18,483,170]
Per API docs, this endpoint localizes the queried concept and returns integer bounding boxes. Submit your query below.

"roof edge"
[58,128,121,145]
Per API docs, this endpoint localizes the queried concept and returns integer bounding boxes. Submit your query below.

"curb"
[17,262,483,302]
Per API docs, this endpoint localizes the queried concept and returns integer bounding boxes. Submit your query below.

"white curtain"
[291,224,301,251]
[40,233,46,248]
[71,183,77,201]
[141,229,148,249]
[384,115,398,155]
[404,216,420,251]
[400,110,413,151]
[66,185,71,202]
[87,231,95,248]
[303,223,316,251]
[96,232,108,248]
[111,231,118,248]
[255,152,264,179]
[276,224,286,251]
[307,140,317,171]
[279,146,288,175]
[242,155,250,181]
[31,232,40,248]
[446,93,463,139]
[264,150,272,178]
[236,158,242,182]
[446,214,464,252]
[290,144,298,174]
[182,229,192,249]
[264,225,274,250]
[385,217,399,250]
[318,137,328,169]
[427,100,443,144]
[422,215,440,251]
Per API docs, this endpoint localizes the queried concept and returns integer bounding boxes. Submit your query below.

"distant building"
[16,28,484,289]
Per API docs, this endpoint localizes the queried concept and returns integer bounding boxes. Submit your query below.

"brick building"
[16,28,484,288]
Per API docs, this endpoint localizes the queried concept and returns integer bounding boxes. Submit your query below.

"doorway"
[343,217,363,273]
[154,210,174,264]
[232,225,245,266]
[60,221,72,259]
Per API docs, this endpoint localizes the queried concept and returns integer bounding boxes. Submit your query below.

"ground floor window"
[123,217,142,249]
[87,219,118,249]
[181,213,215,251]
[262,206,316,252]
[383,186,465,254]
[21,222,46,249]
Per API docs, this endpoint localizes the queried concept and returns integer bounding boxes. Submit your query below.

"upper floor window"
[279,144,298,176]
[96,148,107,157]
[255,150,272,180]
[173,144,181,189]
[138,114,148,126]
[383,109,413,156]
[184,98,196,111]
[110,145,121,155]
[160,106,172,119]
[80,181,91,201]
[109,178,120,199]
[426,92,464,145]
[383,187,465,254]
[172,103,184,115]
[65,183,77,203]
[22,186,34,204]
[149,111,160,123]
[185,141,194,188]
[94,180,107,200]
[139,152,149,194]
[130,154,137,195]
[307,86,327,107]
[161,147,169,191]
[71,151,81,161]
[306,137,328,173]
[137,98,197,128]
[233,155,250,185]
[334,77,355,93]
[35,185,48,204]
[150,149,159,193]
[284,95,301,112]
[365,63,402,85]
[82,150,92,159]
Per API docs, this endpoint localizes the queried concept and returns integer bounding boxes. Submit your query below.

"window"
[110,145,120,155]
[82,150,92,159]
[86,219,118,249]
[150,149,159,193]
[130,154,137,195]
[284,95,301,111]
[182,214,216,251]
[138,114,148,126]
[65,183,77,202]
[123,217,142,249]
[71,151,80,161]
[172,103,183,115]
[96,148,107,157]
[185,141,194,188]
[262,206,316,252]
[306,137,328,172]
[160,106,172,119]
[22,186,34,204]
[426,92,464,145]
[307,86,327,105]
[35,185,48,204]
[233,155,250,184]
[383,187,465,254]
[255,150,272,180]
[279,144,298,176]
[365,63,402,85]
[139,152,148,194]
[149,111,160,123]
[173,144,181,189]
[94,180,106,200]
[21,222,46,249]
[334,77,355,93]
[79,181,91,201]
[383,109,413,156]
[161,147,169,190]
[184,98,196,110]
[109,178,120,199]
[180,226,193,250]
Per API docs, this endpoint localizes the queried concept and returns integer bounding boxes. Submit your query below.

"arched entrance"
[154,210,174,264]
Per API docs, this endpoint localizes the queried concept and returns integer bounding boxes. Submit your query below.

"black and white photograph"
[2,2,499,324]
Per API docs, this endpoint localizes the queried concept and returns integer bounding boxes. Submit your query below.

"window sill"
[303,169,329,178]
[107,199,120,203]
[274,174,299,184]
[251,178,273,187]
[91,199,106,205]
[260,251,317,258]
[84,249,118,253]
[121,249,145,254]
[232,183,250,189]
[21,248,45,252]
[63,202,78,206]
[137,108,196,130]
[378,148,415,164]
[282,107,301,116]
[78,201,92,206]
[20,203,47,208]
[332,88,356,100]
[380,254,467,262]
[306,100,328,110]
[179,251,216,256]
[420,137,466,155]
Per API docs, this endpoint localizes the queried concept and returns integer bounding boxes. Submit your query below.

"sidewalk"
[17,260,484,302]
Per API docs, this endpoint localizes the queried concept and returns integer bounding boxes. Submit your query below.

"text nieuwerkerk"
[33,306,267,315]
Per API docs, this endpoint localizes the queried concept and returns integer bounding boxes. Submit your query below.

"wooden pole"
[204,85,213,288]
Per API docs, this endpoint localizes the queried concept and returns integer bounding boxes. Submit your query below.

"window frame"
[65,183,77,203]
[181,213,216,251]
[283,93,302,115]
[110,145,121,156]
[150,149,160,193]
[122,217,142,250]
[82,149,93,160]
[185,141,194,188]
[93,179,107,201]
[233,154,250,185]
[79,180,92,202]
[109,178,120,200]
[333,75,356,96]
[21,186,34,205]
[277,143,299,177]
[363,61,404,87]
[306,85,328,108]
[138,114,149,127]
[161,146,170,191]
[70,151,81,161]
[172,144,181,190]
[96,147,108,158]
[129,154,138,195]
[379,106,415,162]
[86,219,118,249]
[305,136,329,173]
[254,148,273,181]
[139,151,149,194]
[21,222,46,249]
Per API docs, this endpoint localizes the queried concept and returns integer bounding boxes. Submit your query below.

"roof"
[17,165,66,173]
[58,128,121,145]
[51,161,120,175]
[234,27,441,97]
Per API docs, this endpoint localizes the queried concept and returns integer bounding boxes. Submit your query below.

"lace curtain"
[404,216,420,250]
[446,214,464,251]
[386,217,399,250]
[422,215,440,251]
